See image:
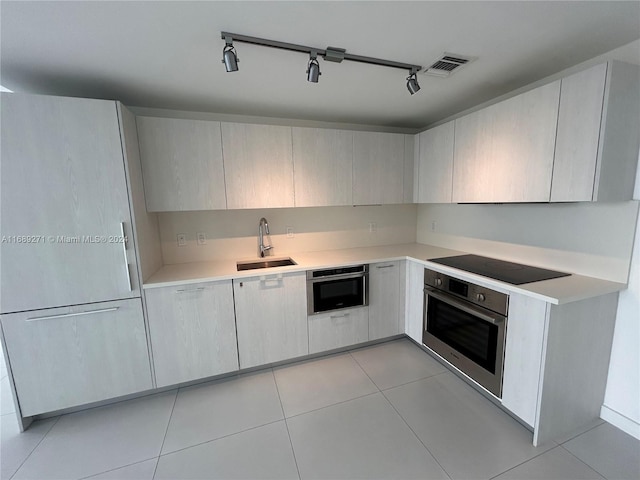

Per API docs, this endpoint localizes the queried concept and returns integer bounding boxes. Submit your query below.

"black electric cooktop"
[429,254,571,285]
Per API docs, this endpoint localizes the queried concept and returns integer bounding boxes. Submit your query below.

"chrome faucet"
[258,217,273,258]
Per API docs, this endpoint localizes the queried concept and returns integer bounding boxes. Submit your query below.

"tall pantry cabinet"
[0,94,153,423]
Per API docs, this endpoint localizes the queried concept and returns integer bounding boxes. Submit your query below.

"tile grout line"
[78,456,159,480]
[158,419,285,458]
[271,368,302,480]
[557,443,609,480]
[347,349,453,480]
[284,390,381,421]
[151,388,179,480]
[486,445,564,480]
[9,415,62,480]
[379,370,451,393]
[557,421,606,445]
[347,348,449,394]
[347,350,383,394]
[378,388,454,480]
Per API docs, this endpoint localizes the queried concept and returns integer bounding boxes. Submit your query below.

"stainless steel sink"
[236,257,297,271]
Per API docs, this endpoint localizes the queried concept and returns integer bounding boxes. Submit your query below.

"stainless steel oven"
[423,268,508,397]
[307,265,368,315]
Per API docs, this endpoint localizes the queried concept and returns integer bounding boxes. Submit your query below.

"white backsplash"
[158,204,418,264]
[417,201,639,283]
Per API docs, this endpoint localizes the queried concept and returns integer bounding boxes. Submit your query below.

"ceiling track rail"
[220,32,422,73]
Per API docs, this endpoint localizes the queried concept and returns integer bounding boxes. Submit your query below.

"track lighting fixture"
[221,32,422,94]
[222,36,239,72]
[307,51,321,83]
[406,71,421,95]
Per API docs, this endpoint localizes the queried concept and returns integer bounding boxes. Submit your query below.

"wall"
[416,201,638,283]
[602,207,640,438]
[157,204,417,264]
[601,152,640,439]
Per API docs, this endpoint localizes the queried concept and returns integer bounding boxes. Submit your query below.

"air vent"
[422,53,476,77]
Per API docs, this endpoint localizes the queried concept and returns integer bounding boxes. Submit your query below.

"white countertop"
[143,243,627,305]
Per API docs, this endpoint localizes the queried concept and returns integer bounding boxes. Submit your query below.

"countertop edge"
[142,244,628,305]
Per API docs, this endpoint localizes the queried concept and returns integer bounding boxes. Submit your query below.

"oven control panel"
[424,268,509,316]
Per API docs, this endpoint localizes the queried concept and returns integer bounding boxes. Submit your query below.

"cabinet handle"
[175,287,205,293]
[27,307,119,322]
[330,313,350,319]
[376,265,395,269]
[260,274,283,287]
[121,222,132,291]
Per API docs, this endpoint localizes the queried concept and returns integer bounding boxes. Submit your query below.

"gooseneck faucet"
[258,217,273,258]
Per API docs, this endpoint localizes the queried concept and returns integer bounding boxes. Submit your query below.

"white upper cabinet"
[292,127,353,207]
[452,81,561,203]
[552,61,640,202]
[136,116,227,212]
[1,94,139,313]
[416,122,455,203]
[403,135,416,203]
[222,123,294,209]
[353,131,405,205]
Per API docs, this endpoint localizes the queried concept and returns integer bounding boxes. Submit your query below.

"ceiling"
[1,1,639,129]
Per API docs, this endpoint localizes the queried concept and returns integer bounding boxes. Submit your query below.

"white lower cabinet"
[233,273,308,369]
[501,294,548,427]
[145,281,239,388]
[403,261,425,343]
[368,261,402,340]
[308,307,369,354]
[0,298,152,417]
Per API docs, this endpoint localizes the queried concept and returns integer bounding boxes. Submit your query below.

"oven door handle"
[307,272,367,282]
[424,287,505,325]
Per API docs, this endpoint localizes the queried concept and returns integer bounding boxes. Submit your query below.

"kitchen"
[1,1,639,479]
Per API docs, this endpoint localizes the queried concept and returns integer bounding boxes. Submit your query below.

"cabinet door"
[369,261,401,340]
[452,81,560,203]
[404,261,425,344]
[1,94,138,313]
[145,281,238,388]
[417,122,454,203]
[0,298,152,416]
[292,127,353,207]
[501,294,548,427]
[403,135,416,203]
[222,123,294,209]
[308,307,369,354]
[353,132,405,205]
[234,273,307,369]
[136,116,227,211]
[551,63,607,202]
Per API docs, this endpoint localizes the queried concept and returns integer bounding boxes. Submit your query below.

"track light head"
[222,37,239,72]
[307,52,321,83]
[406,71,420,95]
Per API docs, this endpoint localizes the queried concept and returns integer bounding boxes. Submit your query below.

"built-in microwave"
[307,265,368,315]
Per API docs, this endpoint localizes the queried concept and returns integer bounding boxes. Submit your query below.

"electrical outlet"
[177,233,187,247]
[431,221,437,232]
[196,232,207,245]
[368,222,377,233]
[286,227,294,238]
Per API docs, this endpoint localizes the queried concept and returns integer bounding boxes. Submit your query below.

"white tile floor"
[1,338,639,480]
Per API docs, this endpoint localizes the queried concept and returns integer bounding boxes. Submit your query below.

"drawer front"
[308,307,369,354]
[1,298,152,416]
